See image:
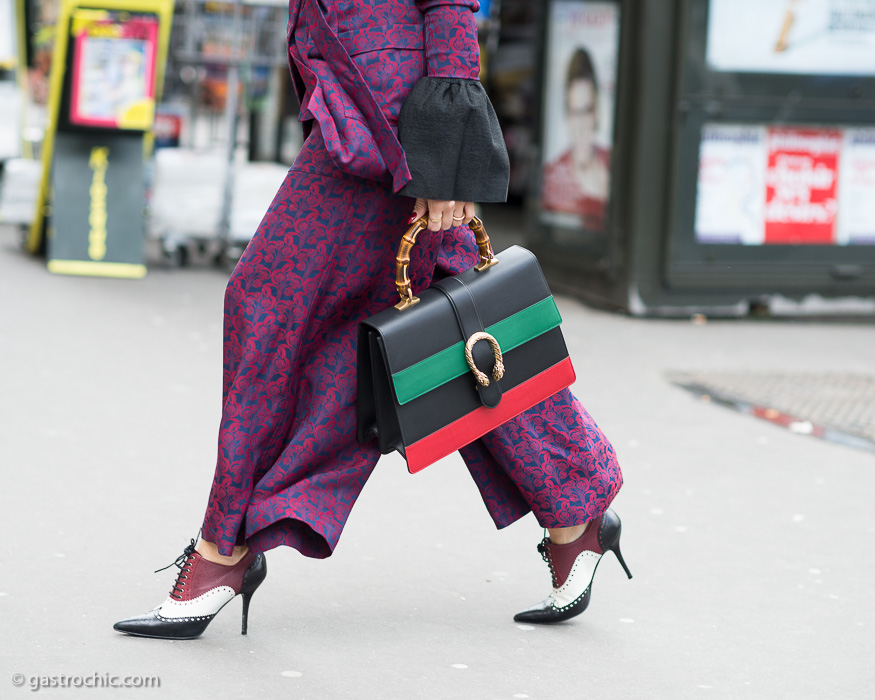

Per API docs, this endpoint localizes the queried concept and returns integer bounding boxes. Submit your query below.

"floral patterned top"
[287,0,509,201]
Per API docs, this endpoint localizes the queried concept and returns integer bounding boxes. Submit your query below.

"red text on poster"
[764,128,841,244]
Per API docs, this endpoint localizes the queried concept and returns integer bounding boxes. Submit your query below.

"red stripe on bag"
[405,357,576,473]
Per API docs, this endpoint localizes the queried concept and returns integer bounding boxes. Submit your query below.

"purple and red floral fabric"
[200,1,623,558]
[202,126,622,557]
[286,0,481,191]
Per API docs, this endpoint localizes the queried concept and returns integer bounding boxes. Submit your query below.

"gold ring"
[429,218,441,223]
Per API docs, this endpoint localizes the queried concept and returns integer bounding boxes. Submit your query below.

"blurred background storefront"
[517,0,875,316]
[1,0,874,314]
[1,0,292,270]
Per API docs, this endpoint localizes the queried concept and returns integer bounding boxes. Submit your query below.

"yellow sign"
[87,146,109,260]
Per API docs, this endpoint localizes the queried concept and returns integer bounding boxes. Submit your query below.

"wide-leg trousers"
[202,128,623,558]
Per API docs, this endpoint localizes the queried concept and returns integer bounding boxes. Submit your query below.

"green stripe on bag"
[392,296,563,405]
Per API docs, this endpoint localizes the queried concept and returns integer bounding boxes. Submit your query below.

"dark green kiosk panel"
[49,131,148,276]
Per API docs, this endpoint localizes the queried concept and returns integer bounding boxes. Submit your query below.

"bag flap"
[360,246,563,405]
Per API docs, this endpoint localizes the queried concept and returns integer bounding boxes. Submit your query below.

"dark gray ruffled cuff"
[397,77,510,202]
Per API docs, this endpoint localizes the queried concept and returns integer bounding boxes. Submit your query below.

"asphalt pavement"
[1,220,873,700]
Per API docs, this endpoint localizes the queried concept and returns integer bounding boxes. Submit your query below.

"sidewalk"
[0,221,872,700]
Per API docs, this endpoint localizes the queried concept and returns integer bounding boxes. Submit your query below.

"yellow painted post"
[13,0,32,158]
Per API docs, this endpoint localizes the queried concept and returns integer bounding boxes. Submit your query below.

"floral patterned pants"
[201,129,623,557]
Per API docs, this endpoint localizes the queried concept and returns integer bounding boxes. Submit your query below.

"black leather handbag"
[356,216,576,473]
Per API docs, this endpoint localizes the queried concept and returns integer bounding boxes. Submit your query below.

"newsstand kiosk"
[528,0,875,315]
[27,0,173,278]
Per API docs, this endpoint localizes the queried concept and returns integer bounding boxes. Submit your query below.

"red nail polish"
[407,214,418,224]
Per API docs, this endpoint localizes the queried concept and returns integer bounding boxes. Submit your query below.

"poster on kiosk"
[68,10,160,130]
[706,0,875,76]
[538,0,621,237]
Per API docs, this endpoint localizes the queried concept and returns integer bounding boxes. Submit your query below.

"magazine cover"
[838,129,875,243]
[69,10,159,129]
[539,1,620,233]
[694,125,768,245]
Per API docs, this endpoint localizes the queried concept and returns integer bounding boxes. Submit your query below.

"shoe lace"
[536,537,550,563]
[536,535,559,589]
[155,538,198,601]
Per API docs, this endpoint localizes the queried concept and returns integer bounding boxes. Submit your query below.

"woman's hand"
[411,198,476,232]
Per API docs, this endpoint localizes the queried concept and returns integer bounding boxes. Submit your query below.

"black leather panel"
[512,588,591,623]
[434,276,503,409]
[471,338,502,408]
[360,246,552,373]
[395,327,569,445]
[113,609,217,640]
[356,324,377,442]
[371,335,404,453]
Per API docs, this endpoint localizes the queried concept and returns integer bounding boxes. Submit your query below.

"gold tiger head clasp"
[464,332,505,387]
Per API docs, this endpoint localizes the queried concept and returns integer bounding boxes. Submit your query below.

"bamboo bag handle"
[393,215,498,311]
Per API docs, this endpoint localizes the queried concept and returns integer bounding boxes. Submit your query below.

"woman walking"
[114,0,629,640]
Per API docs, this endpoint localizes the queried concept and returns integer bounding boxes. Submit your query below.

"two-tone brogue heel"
[113,540,267,640]
[513,509,632,624]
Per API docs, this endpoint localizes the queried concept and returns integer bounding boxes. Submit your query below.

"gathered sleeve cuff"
[397,77,510,202]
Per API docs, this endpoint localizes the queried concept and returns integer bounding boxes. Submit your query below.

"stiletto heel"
[241,593,252,635]
[238,548,267,636]
[514,508,631,624]
[113,540,267,640]
[610,542,633,580]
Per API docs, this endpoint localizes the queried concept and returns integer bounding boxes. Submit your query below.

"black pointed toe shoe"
[514,509,632,624]
[113,540,267,640]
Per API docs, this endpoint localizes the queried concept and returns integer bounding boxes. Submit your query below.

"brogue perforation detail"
[546,587,591,612]
[554,551,599,592]
[156,613,215,622]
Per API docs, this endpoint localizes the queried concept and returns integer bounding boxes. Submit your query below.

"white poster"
[838,129,875,243]
[0,0,17,68]
[707,0,875,76]
[540,1,620,232]
[695,125,768,244]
